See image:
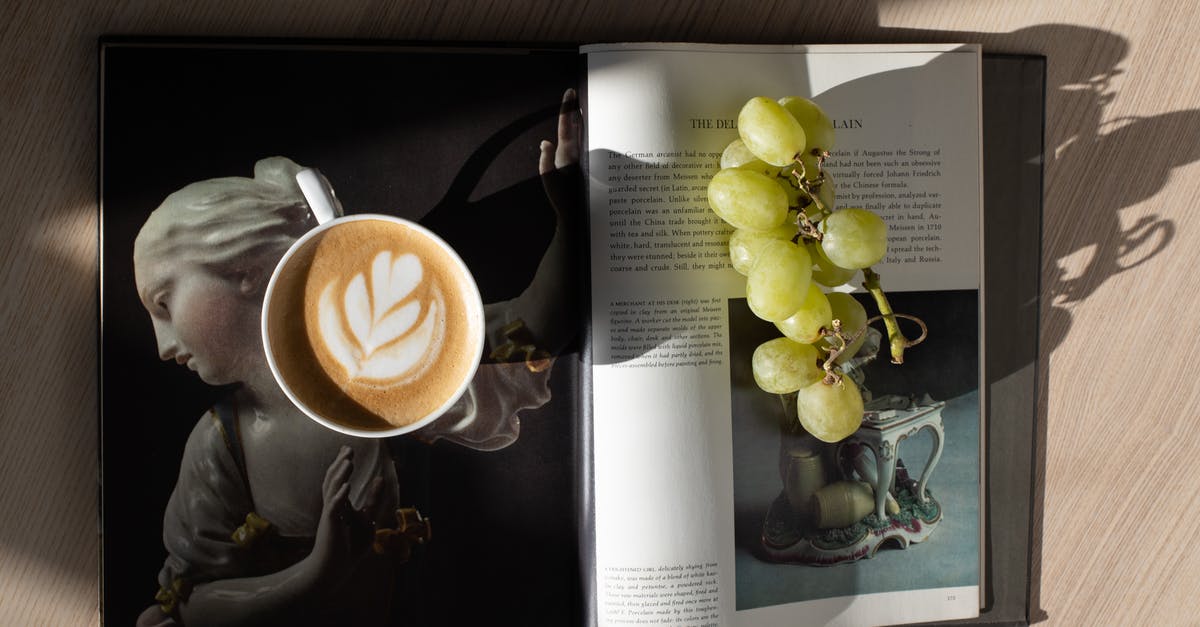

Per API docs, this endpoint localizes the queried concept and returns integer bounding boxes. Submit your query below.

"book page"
[99,43,584,626]
[584,43,981,627]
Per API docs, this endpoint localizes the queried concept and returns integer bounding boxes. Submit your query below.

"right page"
[583,43,982,627]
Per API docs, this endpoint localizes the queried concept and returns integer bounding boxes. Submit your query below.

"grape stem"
[796,210,823,241]
[819,319,846,385]
[861,268,928,364]
[792,150,833,221]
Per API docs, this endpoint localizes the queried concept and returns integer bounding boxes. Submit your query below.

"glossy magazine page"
[582,43,983,627]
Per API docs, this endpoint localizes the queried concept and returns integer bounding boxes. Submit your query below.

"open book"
[99,40,1042,626]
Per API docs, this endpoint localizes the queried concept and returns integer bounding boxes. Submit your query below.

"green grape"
[814,171,836,213]
[737,96,807,167]
[819,207,888,270]
[778,161,801,180]
[797,151,824,182]
[797,171,837,221]
[806,240,856,287]
[774,282,833,344]
[778,96,836,154]
[817,292,869,362]
[775,175,803,208]
[776,167,835,218]
[779,95,835,183]
[728,222,797,275]
[746,240,812,322]
[796,376,865,443]
[720,138,779,176]
[707,168,789,231]
[720,138,757,168]
[752,337,823,394]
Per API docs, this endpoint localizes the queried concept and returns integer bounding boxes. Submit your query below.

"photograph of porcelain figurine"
[101,45,584,626]
[729,289,980,610]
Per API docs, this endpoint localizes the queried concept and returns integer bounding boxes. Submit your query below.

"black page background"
[100,43,582,625]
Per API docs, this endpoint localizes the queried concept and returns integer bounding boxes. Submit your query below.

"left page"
[583,42,982,627]
[100,41,585,626]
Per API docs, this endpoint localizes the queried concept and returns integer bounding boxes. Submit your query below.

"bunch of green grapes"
[709,96,915,443]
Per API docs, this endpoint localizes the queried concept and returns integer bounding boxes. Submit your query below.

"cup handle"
[296,168,342,225]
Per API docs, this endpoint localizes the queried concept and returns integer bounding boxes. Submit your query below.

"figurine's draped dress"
[150,330,553,624]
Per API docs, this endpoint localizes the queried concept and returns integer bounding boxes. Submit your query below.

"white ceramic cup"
[261,169,485,438]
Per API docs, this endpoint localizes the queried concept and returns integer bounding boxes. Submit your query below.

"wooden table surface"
[4,1,1198,625]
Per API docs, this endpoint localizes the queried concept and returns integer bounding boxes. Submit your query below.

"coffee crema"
[266,218,482,432]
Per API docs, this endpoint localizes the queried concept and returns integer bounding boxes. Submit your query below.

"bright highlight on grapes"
[737,97,807,167]
[707,95,927,443]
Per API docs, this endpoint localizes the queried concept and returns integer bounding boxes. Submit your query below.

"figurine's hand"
[540,88,582,219]
[511,87,582,356]
[311,446,383,580]
[539,88,581,175]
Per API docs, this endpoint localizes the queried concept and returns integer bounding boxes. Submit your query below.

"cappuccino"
[265,217,483,434]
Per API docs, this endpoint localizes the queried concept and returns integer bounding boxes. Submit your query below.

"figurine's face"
[133,249,264,386]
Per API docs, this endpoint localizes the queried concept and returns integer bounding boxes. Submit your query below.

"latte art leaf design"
[317,250,446,385]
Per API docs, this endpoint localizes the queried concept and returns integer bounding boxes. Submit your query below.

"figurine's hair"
[134,156,327,280]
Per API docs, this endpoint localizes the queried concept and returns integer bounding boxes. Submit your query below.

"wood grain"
[4,1,1198,624]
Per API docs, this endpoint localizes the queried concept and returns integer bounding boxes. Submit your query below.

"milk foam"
[316,250,446,385]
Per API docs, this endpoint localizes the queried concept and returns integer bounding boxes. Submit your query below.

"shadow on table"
[890,23,1193,626]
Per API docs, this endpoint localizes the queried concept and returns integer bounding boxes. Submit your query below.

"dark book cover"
[98,39,1042,627]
